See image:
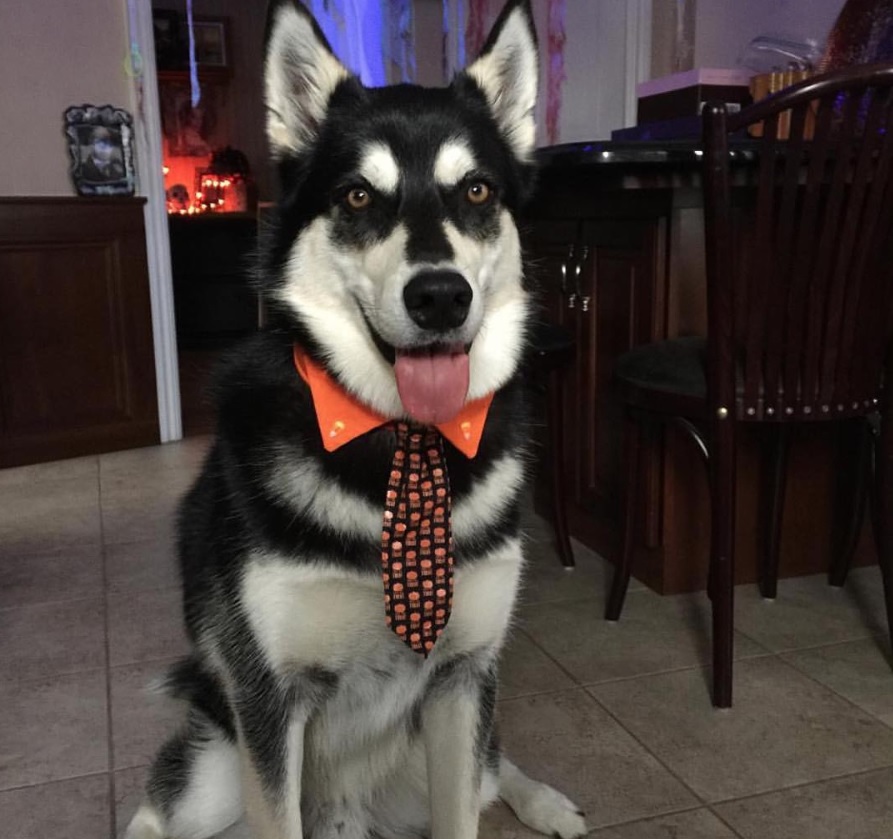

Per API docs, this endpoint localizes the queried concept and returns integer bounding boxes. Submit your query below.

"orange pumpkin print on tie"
[380,423,455,656]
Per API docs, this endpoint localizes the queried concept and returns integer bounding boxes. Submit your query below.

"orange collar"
[293,345,492,458]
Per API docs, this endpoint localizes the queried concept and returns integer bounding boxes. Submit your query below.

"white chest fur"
[240,537,524,675]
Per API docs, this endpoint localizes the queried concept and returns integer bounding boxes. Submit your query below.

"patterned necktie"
[381,422,454,656]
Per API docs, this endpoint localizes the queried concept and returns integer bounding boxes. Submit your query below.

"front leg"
[235,677,307,839]
[233,665,335,839]
[423,656,497,839]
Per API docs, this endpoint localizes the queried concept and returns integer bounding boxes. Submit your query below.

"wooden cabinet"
[526,206,668,562]
[0,198,159,467]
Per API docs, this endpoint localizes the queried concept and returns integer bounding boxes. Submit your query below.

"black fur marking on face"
[330,178,401,248]
[440,174,504,240]
[402,187,456,264]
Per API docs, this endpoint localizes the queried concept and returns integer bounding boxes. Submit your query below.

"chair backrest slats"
[794,102,834,403]
[818,101,868,405]
[844,92,893,405]
[742,113,781,405]
[779,103,813,410]
[800,98,840,407]
[836,91,893,405]
[704,63,893,422]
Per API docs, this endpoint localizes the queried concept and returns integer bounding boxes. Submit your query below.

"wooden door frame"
[127,0,182,443]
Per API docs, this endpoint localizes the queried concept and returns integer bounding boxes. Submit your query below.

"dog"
[126,1,587,837]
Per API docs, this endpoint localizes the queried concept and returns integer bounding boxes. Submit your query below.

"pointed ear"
[463,0,538,161]
[264,0,352,158]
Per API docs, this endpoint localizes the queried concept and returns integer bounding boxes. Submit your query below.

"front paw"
[514,782,589,838]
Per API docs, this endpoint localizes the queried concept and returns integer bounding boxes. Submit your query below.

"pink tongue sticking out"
[394,349,470,425]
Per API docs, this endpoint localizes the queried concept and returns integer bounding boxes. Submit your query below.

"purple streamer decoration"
[187,0,201,107]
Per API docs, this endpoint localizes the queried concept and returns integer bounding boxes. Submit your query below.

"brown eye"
[346,188,372,210]
[466,182,491,205]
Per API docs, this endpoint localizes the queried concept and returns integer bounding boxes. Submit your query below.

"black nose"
[403,271,473,332]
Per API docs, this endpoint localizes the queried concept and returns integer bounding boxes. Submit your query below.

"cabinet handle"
[560,244,578,309]
[574,245,589,283]
[561,260,577,308]
[575,246,590,311]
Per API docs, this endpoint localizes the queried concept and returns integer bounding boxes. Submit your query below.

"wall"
[553,0,637,143]
[693,0,846,69]
[414,0,446,86]
[0,0,135,196]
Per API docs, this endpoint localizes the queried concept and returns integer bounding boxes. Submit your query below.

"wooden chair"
[606,63,893,708]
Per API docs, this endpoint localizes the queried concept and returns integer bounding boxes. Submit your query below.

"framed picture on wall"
[152,13,229,72]
[63,105,136,196]
[193,19,229,68]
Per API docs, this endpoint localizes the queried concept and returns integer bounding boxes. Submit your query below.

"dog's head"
[262,0,538,424]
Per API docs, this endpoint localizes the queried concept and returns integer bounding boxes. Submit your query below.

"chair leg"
[710,416,736,708]
[874,408,893,663]
[606,411,641,621]
[760,426,790,599]
[829,419,873,588]
[546,368,575,568]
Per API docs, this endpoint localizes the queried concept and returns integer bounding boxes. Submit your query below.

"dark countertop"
[528,140,767,212]
[536,140,760,169]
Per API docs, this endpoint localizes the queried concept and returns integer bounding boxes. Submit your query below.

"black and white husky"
[127,1,586,837]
